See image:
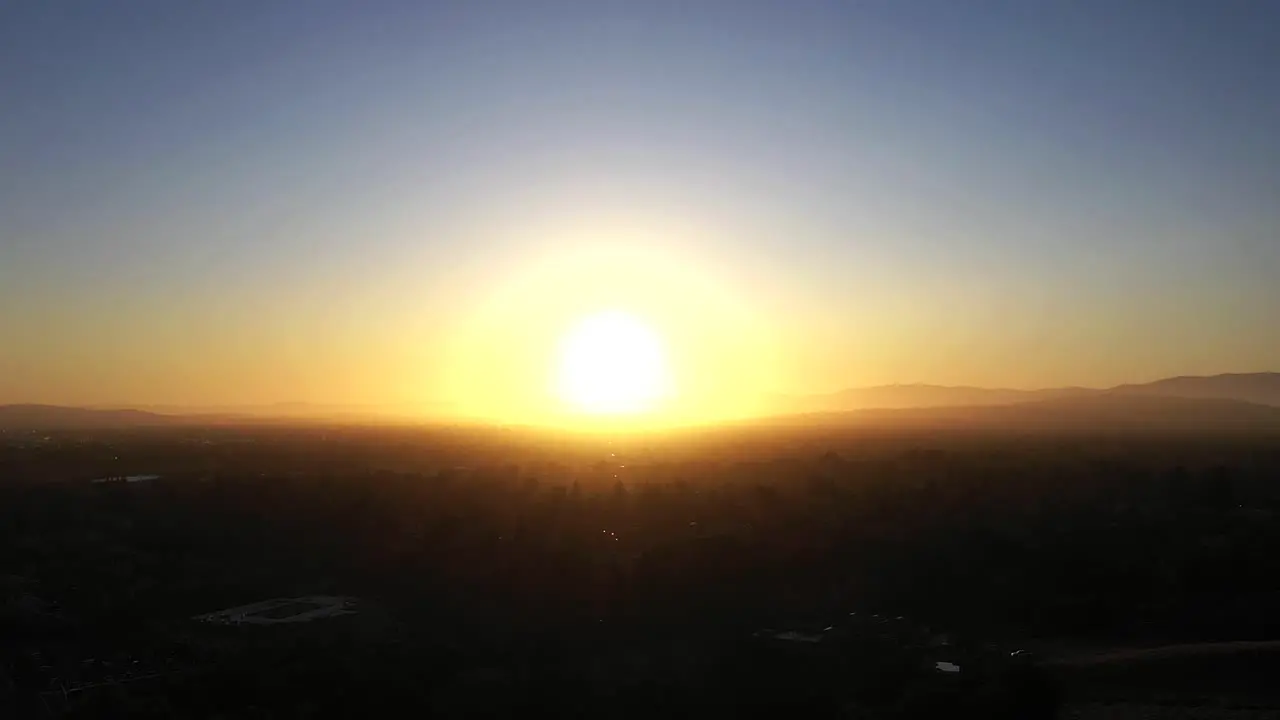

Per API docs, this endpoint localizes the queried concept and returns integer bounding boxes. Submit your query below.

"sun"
[555,310,673,415]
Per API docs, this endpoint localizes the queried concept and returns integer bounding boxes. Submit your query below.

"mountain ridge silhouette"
[3,373,1278,429]
[773,372,1280,413]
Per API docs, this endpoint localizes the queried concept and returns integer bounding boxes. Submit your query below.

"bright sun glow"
[556,310,673,415]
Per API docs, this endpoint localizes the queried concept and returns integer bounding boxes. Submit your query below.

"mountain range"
[761,373,1280,433]
[2,373,1278,431]
[771,372,1280,414]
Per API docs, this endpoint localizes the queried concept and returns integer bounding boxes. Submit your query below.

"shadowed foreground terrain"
[2,420,1279,718]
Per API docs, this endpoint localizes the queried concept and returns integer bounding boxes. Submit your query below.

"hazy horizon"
[4,1,1278,424]
[7,370,1278,425]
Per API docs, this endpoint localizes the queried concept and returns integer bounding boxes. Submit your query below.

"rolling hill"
[765,393,1280,434]
[772,373,1280,415]
[1108,372,1280,405]
[769,384,1084,414]
[3,373,1277,431]
[0,404,178,430]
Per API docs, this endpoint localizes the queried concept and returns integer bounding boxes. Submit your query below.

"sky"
[2,0,1278,420]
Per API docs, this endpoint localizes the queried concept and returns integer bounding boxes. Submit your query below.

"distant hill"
[773,373,1280,414]
[0,404,178,430]
[770,384,1086,414]
[5,373,1277,431]
[1107,372,1280,406]
[966,393,1280,432]
[0,402,449,430]
[93,401,454,421]
[766,394,1280,434]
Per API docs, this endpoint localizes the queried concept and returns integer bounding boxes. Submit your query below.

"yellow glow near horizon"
[556,310,673,415]
[435,213,778,427]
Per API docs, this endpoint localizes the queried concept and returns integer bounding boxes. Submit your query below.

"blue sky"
[2,0,1277,409]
